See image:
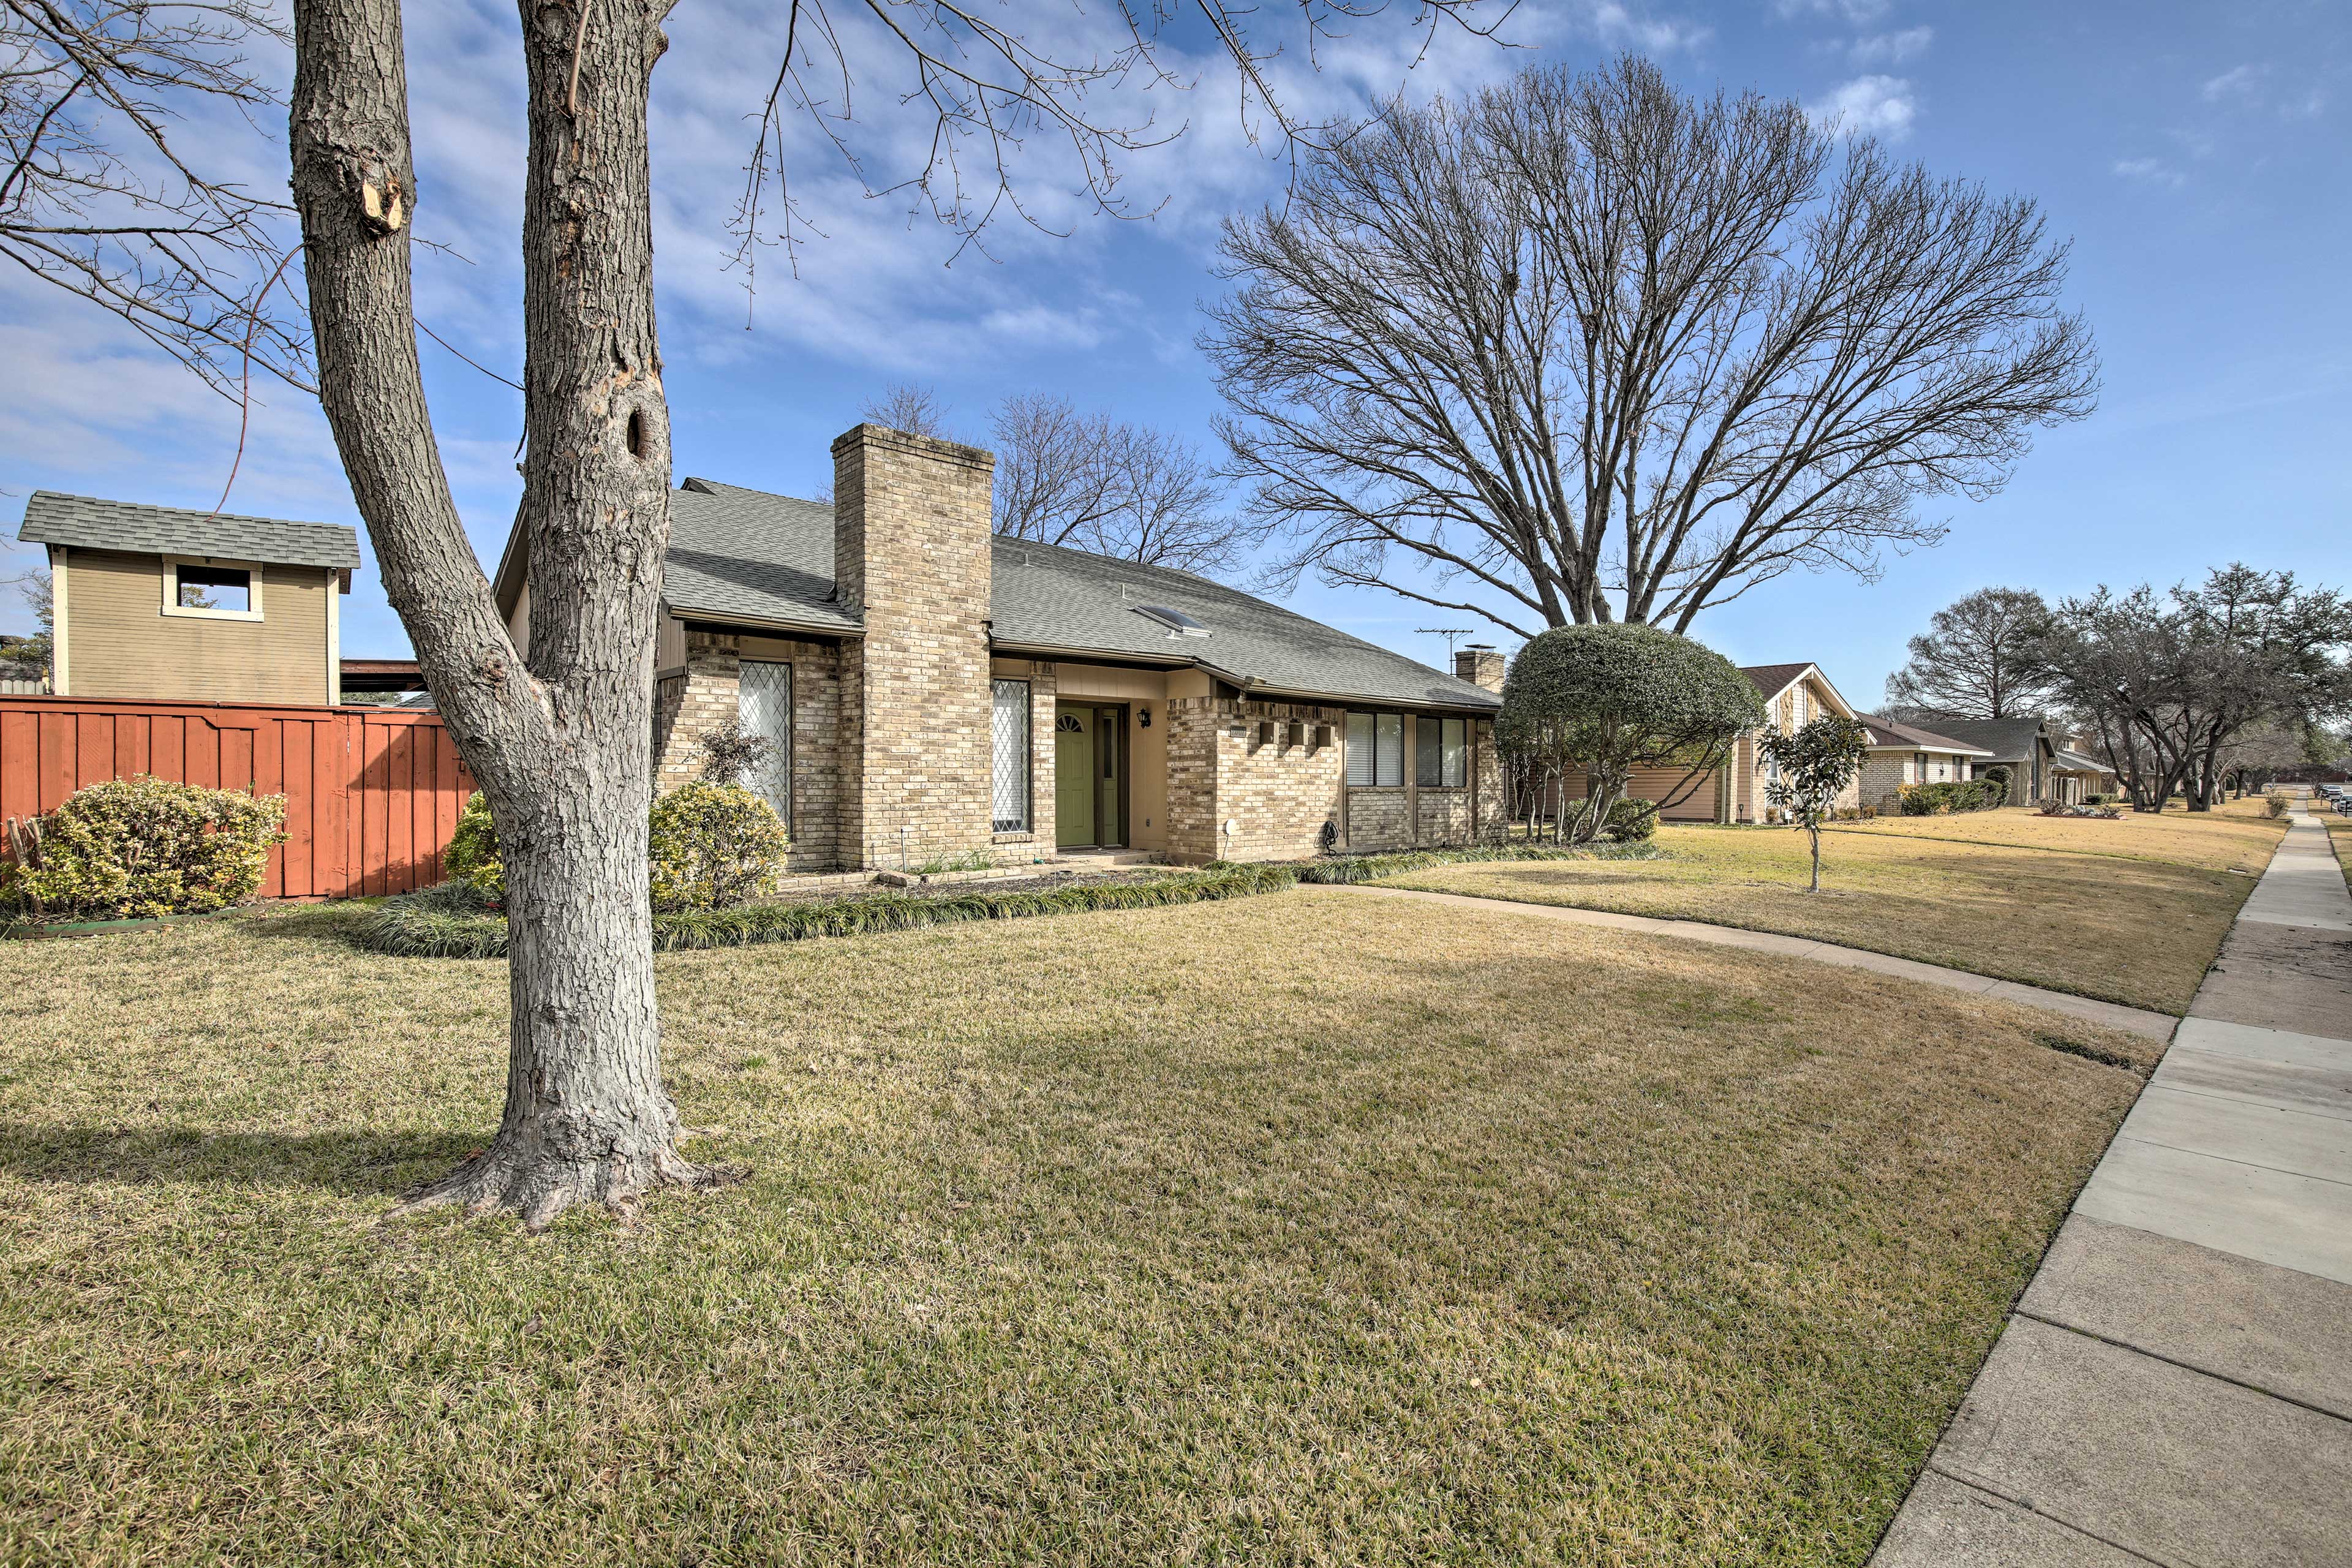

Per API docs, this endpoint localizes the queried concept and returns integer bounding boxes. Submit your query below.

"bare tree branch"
[991,390,1270,576]
[1204,56,2099,638]
[1,0,311,394]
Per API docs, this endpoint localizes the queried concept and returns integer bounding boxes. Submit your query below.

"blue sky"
[4,0,2346,706]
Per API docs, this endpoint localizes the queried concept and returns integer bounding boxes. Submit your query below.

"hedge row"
[352,841,1667,960]
[354,864,1300,960]
[1287,840,1662,884]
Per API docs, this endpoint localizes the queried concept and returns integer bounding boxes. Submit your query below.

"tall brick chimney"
[832,423,995,869]
[1455,643,1506,693]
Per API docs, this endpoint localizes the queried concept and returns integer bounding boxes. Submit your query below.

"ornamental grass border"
[347,842,1665,960]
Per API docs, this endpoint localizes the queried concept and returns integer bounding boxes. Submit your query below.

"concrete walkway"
[1874,804,2352,1567]
[1333,883,2177,1039]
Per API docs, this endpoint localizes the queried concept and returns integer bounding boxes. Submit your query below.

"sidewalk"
[1873,804,2352,1567]
[1330,884,2176,1039]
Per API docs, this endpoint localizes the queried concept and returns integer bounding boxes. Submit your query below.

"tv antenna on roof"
[1417,627,1475,657]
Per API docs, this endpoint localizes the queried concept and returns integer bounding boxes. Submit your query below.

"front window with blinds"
[737,660,793,826]
[1415,717,1468,788]
[1346,712,1404,786]
[991,679,1031,832]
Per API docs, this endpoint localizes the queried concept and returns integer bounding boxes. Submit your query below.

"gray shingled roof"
[2053,747,2113,773]
[666,480,857,633]
[1858,713,1996,755]
[1912,717,2051,764]
[18,491,361,569]
[665,479,1499,710]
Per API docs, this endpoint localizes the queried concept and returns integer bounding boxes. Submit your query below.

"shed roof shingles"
[666,478,1499,710]
[18,491,361,570]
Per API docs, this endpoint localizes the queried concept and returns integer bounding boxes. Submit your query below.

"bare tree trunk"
[291,0,712,1229]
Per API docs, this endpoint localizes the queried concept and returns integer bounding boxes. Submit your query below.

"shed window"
[1346,712,1404,787]
[1415,717,1468,788]
[162,559,263,620]
[179,565,250,611]
[991,679,1031,832]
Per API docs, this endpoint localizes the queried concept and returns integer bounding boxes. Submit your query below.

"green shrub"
[1,775,285,921]
[647,782,790,912]
[442,792,505,906]
[1604,797,1659,840]
[1899,778,2005,816]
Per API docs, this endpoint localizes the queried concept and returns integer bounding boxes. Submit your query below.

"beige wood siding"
[63,549,331,705]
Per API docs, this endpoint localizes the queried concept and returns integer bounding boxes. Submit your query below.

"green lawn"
[0,891,2154,1565]
[1376,807,2286,1015]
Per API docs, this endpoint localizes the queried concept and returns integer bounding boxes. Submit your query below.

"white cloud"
[1849,26,1932,66]
[1585,1,1713,53]
[1776,0,1894,22]
[2111,157,2184,188]
[1808,75,1917,140]
[2201,64,2263,102]
[2198,61,2328,120]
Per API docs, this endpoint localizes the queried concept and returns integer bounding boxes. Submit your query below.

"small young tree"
[1498,624,1762,844]
[1758,717,1873,892]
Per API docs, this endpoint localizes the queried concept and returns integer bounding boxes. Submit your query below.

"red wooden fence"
[0,696,475,899]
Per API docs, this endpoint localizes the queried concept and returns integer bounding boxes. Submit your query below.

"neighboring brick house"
[1911,717,2063,804]
[491,424,1507,870]
[1855,714,1995,811]
[1550,659,1870,824]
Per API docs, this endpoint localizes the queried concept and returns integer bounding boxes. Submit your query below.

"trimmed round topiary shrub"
[442,792,505,907]
[1,774,285,921]
[1499,624,1763,843]
[647,782,788,912]
[1603,797,1659,841]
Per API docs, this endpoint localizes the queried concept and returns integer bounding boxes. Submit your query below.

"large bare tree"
[1881,586,2055,722]
[1205,56,2100,636]
[270,0,1504,1229]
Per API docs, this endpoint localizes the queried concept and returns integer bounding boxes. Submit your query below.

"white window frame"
[161,556,264,622]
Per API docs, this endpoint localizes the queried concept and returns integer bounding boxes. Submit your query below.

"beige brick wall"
[652,627,847,871]
[1165,696,1351,862]
[833,424,997,870]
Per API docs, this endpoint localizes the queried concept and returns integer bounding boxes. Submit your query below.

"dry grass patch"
[1379,821,2267,1013]
[1830,801,2285,875]
[0,892,2152,1566]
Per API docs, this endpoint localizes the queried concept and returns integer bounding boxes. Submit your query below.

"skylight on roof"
[1134,605,1210,638]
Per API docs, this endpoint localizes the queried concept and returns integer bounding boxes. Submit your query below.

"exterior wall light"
[1139,707,1152,728]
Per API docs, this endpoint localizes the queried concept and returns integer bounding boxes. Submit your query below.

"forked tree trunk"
[291,0,712,1228]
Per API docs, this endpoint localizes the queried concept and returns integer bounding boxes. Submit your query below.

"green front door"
[1054,704,1126,848]
[1056,707,1096,848]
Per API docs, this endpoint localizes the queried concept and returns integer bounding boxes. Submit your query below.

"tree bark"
[291,0,712,1229]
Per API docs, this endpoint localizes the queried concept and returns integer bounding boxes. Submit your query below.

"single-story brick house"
[1855,714,1995,812]
[2049,744,2119,803]
[491,424,1508,870]
[1907,717,2062,804]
